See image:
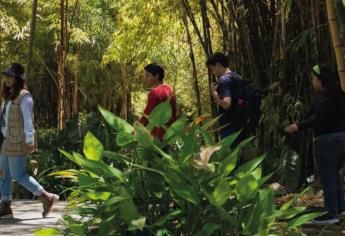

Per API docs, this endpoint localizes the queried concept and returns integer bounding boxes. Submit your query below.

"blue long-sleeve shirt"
[1,95,34,144]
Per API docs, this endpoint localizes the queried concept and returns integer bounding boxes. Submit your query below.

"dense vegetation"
[1,0,345,235]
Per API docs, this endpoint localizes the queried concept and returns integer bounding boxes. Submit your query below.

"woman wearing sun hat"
[0,63,59,219]
[285,64,345,225]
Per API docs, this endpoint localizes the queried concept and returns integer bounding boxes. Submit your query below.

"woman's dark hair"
[206,52,229,67]
[312,64,341,96]
[144,63,165,81]
[2,78,25,100]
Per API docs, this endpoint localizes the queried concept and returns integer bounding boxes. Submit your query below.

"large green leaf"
[83,132,104,161]
[151,209,182,227]
[165,171,200,205]
[60,150,124,182]
[220,148,239,177]
[242,194,262,234]
[116,132,136,147]
[236,174,259,202]
[164,117,187,141]
[129,217,146,231]
[280,188,310,211]
[180,126,197,163]
[119,186,142,223]
[209,178,232,207]
[287,212,326,228]
[103,151,130,164]
[98,105,133,133]
[86,191,111,201]
[259,189,275,217]
[194,223,221,236]
[279,207,306,220]
[34,228,62,236]
[218,131,241,154]
[134,122,153,148]
[235,154,266,178]
[147,100,172,131]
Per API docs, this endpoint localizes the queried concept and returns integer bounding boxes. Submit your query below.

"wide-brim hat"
[2,63,25,80]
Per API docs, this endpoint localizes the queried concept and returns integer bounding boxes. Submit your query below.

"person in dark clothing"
[206,52,246,142]
[285,64,345,225]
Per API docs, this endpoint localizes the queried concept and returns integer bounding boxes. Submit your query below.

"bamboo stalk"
[326,0,345,91]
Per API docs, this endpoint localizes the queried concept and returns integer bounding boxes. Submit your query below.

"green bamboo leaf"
[83,132,104,161]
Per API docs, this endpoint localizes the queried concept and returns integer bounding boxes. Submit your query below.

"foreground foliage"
[35,102,322,236]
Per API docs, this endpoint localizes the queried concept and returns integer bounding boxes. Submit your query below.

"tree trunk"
[120,64,128,121]
[326,0,345,91]
[72,44,80,116]
[58,0,67,130]
[27,0,38,84]
[182,13,202,116]
[199,0,217,116]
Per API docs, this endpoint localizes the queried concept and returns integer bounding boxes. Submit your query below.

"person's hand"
[210,83,218,99]
[26,143,35,153]
[285,123,299,134]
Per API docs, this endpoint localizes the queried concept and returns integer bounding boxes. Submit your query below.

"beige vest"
[2,90,32,156]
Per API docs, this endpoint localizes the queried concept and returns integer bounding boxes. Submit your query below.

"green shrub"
[35,101,322,236]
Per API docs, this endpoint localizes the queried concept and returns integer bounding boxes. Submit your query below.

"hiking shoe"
[337,211,345,220]
[305,213,339,225]
[39,191,59,218]
[0,201,13,219]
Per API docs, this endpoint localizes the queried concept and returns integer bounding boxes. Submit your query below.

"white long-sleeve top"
[1,95,34,144]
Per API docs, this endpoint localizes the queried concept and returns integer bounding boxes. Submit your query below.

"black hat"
[2,63,25,80]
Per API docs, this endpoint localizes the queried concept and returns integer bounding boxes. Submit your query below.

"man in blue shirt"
[206,52,245,140]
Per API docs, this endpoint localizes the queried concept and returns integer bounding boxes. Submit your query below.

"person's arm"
[21,95,34,144]
[285,98,319,133]
[139,91,159,126]
[211,81,232,110]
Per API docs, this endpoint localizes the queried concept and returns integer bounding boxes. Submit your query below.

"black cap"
[2,63,25,80]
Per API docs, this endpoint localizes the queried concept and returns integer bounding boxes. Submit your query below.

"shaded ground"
[0,200,66,236]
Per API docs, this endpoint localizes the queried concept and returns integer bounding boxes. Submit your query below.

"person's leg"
[0,155,13,201]
[0,155,14,218]
[8,155,44,196]
[8,155,59,218]
[315,138,340,217]
[219,125,238,140]
[333,135,345,213]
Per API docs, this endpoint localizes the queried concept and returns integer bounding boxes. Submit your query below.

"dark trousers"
[314,132,345,216]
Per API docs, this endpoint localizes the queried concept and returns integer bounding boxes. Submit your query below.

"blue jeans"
[219,125,239,140]
[314,132,345,216]
[0,155,44,201]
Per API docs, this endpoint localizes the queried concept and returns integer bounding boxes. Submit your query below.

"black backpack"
[232,78,262,134]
